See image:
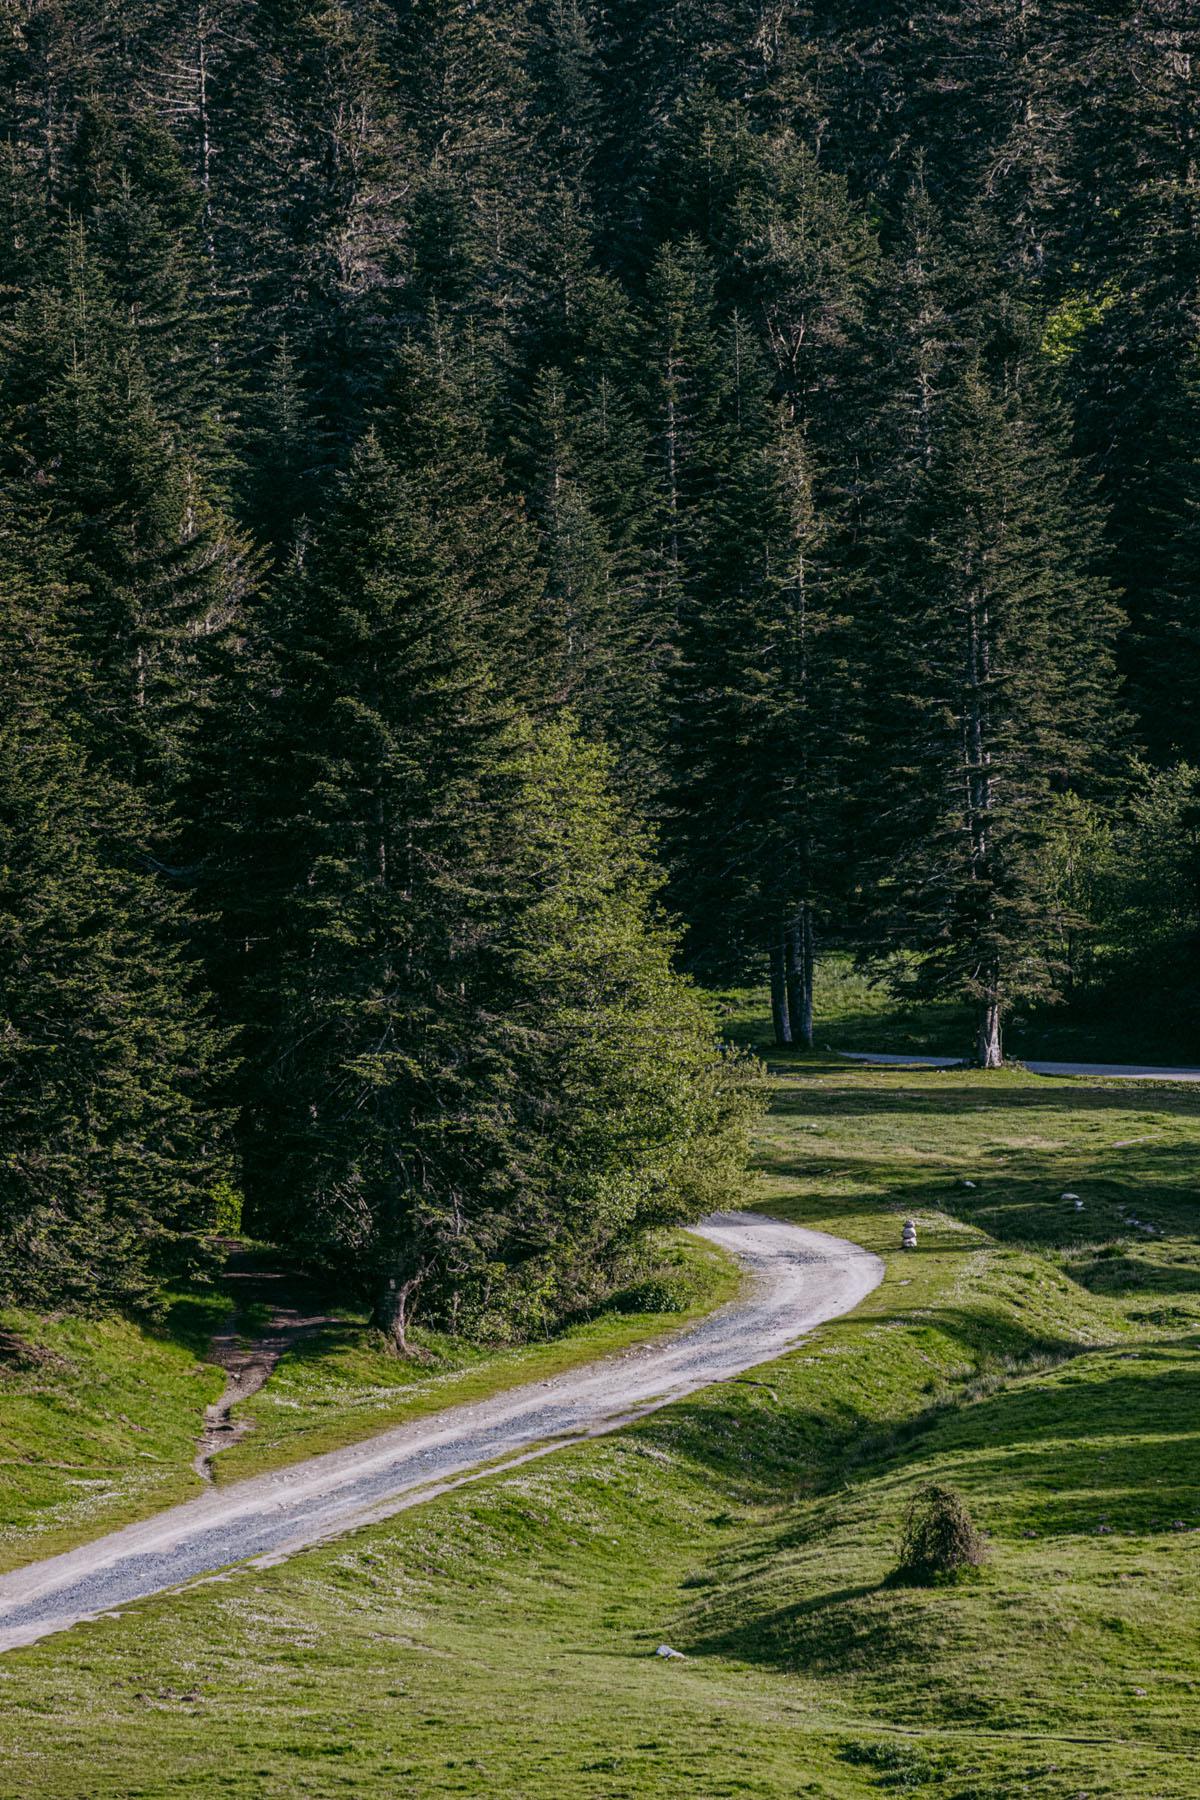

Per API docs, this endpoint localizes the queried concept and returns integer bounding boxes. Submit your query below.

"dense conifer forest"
[2,0,1198,1334]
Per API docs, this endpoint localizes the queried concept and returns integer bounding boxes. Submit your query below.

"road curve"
[0,1211,882,1653]
[838,1050,1200,1081]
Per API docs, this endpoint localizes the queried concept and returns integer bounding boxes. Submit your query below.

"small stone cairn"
[901,1218,918,1251]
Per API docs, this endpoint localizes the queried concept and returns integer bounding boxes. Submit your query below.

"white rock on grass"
[655,1645,686,1660]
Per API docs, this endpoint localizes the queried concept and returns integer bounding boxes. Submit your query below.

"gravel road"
[0,1211,882,1653]
[838,1050,1200,1080]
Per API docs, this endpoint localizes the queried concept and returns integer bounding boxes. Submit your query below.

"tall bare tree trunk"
[770,930,793,1046]
[785,909,815,1049]
[976,997,1003,1069]
[801,906,815,1048]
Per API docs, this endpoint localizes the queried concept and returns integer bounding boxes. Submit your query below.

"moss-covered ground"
[1,978,1197,1796]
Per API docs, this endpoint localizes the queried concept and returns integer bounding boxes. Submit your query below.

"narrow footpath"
[194,1253,335,1480]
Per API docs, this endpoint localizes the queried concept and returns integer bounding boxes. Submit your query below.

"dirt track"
[838,1050,1200,1080]
[0,1211,882,1653]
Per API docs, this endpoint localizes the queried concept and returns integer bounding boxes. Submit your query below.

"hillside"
[1,998,1197,1797]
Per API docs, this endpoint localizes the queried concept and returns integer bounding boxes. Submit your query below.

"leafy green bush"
[609,1276,690,1314]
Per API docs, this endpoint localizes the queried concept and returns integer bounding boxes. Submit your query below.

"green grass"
[757,949,1200,1065]
[0,1294,228,1575]
[2,998,1197,1797]
[214,1234,741,1482]
[0,1238,740,1572]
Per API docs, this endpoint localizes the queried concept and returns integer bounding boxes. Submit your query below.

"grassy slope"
[1,985,1197,1797]
[0,1239,738,1573]
[0,1295,228,1575]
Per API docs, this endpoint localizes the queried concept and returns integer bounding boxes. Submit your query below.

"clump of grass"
[891,1482,989,1586]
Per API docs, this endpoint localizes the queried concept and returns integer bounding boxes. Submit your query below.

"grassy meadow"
[1,970,1197,1796]
[0,1234,738,1574]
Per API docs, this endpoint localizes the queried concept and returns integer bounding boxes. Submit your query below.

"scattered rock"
[959,1179,977,1189]
[655,1644,686,1660]
[1133,1688,1147,1698]
[1095,1524,1114,1535]
[1061,1192,1081,1202]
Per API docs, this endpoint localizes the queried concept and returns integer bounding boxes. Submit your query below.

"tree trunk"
[785,909,815,1049]
[373,1269,423,1355]
[976,998,1003,1069]
[800,905,815,1049]
[770,930,793,1046]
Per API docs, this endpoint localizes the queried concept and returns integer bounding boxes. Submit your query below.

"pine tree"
[666,315,849,1043]
[494,720,758,1328]
[60,97,235,478]
[513,365,660,797]
[868,362,1123,1065]
[376,339,549,706]
[0,487,233,1310]
[528,0,604,203]
[243,433,749,1345]
[0,226,257,803]
[237,435,511,1343]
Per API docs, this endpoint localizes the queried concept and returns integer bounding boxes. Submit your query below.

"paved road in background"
[838,1051,1200,1081]
[0,1211,883,1653]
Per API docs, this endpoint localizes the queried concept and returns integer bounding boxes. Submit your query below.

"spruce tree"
[0,490,233,1310]
[0,227,256,804]
[239,433,515,1344]
[245,432,749,1345]
[869,362,1123,1065]
[494,720,758,1327]
[667,321,848,1043]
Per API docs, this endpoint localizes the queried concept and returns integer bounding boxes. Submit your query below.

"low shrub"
[891,1482,989,1586]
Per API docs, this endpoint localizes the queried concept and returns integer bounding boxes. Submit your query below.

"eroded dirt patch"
[195,1257,336,1480]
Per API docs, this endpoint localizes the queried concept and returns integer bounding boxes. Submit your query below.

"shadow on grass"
[1071,1255,1200,1296]
[634,1305,1089,1508]
[677,1338,1200,1677]
[759,1128,1200,1279]
[767,1078,1200,1121]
